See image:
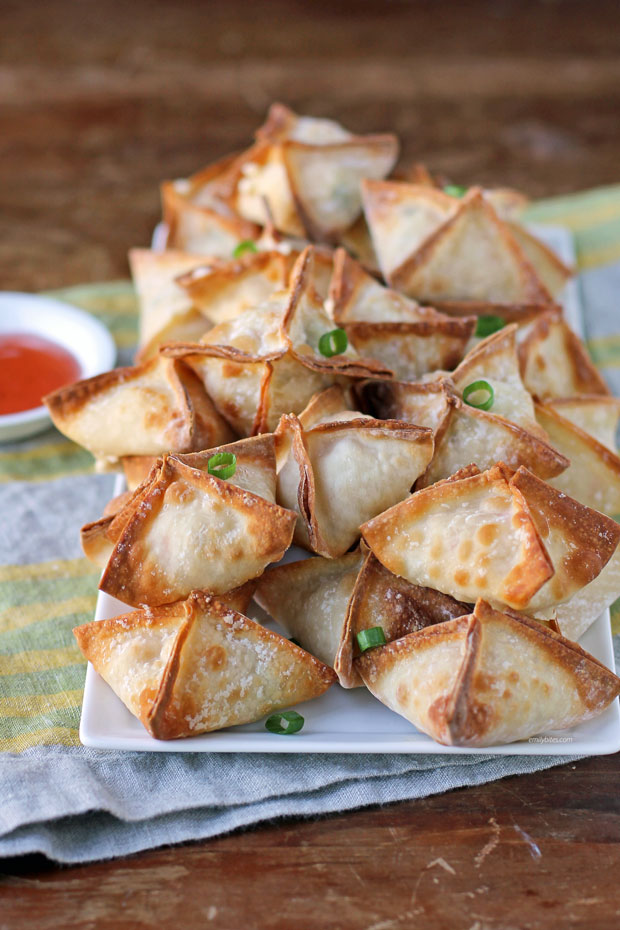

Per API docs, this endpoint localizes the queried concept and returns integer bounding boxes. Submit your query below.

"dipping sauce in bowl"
[0,333,82,415]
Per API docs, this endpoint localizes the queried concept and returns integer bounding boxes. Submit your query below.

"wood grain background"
[2,1,620,927]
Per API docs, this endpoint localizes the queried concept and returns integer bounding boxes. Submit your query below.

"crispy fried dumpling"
[74,591,335,739]
[362,463,620,612]
[129,249,212,362]
[518,307,610,400]
[98,441,296,607]
[275,413,434,558]
[545,395,620,452]
[44,356,235,465]
[174,249,297,326]
[356,599,620,747]
[535,402,620,516]
[164,248,391,436]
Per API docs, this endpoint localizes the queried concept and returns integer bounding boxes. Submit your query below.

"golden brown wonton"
[275,412,434,558]
[129,249,212,362]
[98,436,297,607]
[518,307,610,400]
[163,247,392,436]
[356,599,620,747]
[44,356,234,465]
[362,463,620,612]
[74,590,335,739]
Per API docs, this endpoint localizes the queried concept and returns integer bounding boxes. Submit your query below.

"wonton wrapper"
[74,591,335,739]
[275,413,434,558]
[44,356,234,464]
[175,249,297,326]
[506,223,573,298]
[358,378,455,434]
[130,249,212,362]
[451,324,547,439]
[256,548,468,688]
[164,247,391,435]
[327,249,474,378]
[535,403,620,516]
[540,547,620,642]
[419,396,568,487]
[255,551,365,674]
[162,155,260,255]
[362,463,620,612]
[99,448,296,607]
[356,599,620,747]
[545,395,620,452]
[388,188,552,308]
[518,307,610,400]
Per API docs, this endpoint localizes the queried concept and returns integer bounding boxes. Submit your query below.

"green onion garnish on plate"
[318,328,348,358]
[475,315,506,338]
[265,710,305,735]
[463,379,495,411]
[232,240,258,258]
[356,626,387,652]
[207,452,237,480]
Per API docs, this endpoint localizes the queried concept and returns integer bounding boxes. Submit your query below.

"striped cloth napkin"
[2,185,620,862]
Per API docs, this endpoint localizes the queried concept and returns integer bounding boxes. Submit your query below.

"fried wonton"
[255,547,468,688]
[174,249,297,326]
[74,591,335,739]
[419,396,568,487]
[255,551,365,673]
[164,247,391,436]
[362,463,620,612]
[297,385,358,429]
[162,156,260,255]
[275,413,434,558]
[44,355,235,465]
[535,403,620,516]
[327,249,475,379]
[361,181,456,282]
[541,547,620,642]
[357,378,455,433]
[98,444,296,607]
[451,324,547,438]
[518,307,610,400]
[389,189,552,307]
[545,395,620,452]
[129,249,212,362]
[356,599,620,747]
[506,223,573,298]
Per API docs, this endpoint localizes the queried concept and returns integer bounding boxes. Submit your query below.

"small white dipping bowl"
[0,292,117,443]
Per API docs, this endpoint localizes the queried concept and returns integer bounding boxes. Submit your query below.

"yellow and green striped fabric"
[2,185,620,753]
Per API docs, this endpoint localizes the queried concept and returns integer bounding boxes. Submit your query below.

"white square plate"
[79,226,620,755]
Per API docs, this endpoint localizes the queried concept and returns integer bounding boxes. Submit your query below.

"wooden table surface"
[2,1,620,926]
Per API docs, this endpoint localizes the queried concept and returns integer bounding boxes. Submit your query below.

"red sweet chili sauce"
[0,333,82,415]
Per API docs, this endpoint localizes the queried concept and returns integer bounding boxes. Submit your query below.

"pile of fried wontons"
[46,104,620,747]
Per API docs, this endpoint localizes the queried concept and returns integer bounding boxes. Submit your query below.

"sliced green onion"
[207,451,237,480]
[265,710,305,735]
[475,315,506,338]
[232,239,257,258]
[463,379,495,411]
[356,626,387,653]
[318,328,348,358]
[443,184,468,198]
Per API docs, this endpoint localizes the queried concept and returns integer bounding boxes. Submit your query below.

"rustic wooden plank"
[1,755,619,929]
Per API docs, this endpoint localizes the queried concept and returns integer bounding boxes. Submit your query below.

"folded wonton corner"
[74,590,336,739]
[355,598,620,747]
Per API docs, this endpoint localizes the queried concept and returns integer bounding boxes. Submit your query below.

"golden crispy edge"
[509,464,620,589]
[390,188,552,304]
[536,402,620,477]
[451,323,520,384]
[99,456,297,607]
[147,591,337,739]
[518,307,611,398]
[122,456,159,492]
[281,135,399,240]
[297,385,355,429]
[174,432,277,482]
[361,462,554,609]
